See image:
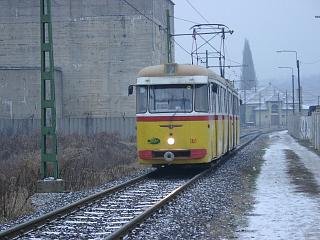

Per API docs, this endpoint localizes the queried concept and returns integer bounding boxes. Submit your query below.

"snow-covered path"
[238,131,320,240]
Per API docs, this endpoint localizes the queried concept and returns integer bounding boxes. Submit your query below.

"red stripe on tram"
[137,116,209,122]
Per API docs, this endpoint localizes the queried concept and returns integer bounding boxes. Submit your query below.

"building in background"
[239,83,308,128]
[240,39,257,90]
[0,0,174,119]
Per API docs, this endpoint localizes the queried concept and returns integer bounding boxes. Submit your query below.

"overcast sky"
[173,0,320,86]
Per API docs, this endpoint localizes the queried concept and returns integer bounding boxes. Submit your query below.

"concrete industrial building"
[0,0,174,119]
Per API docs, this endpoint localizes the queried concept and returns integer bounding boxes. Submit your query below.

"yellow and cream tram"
[129,63,240,166]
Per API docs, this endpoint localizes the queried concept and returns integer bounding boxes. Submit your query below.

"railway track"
[0,131,261,240]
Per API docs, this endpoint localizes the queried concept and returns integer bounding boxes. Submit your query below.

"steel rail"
[240,130,261,139]
[0,172,154,240]
[0,132,262,240]
[107,132,262,239]
[106,168,211,240]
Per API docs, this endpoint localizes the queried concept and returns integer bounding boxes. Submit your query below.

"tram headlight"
[167,137,175,145]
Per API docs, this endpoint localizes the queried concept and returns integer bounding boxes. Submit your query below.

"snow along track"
[0,131,261,240]
[22,171,200,239]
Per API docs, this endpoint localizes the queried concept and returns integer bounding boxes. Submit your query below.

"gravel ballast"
[0,167,153,232]
[0,135,267,239]
[127,135,268,240]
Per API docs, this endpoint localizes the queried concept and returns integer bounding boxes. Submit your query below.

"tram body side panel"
[229,116,232,149]
[224,116,228,153]
[228,115,231,150]
[210,117,217,158]
[237,116,240,145]
[215,116,222,156]
[235,115,238,147]
[231,115,235,149]
[232,116,236,148]
[137,119,212,165]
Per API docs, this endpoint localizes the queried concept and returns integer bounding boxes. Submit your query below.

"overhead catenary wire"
[121,0,166,30]
[184,0,210,24]
[225,41,242,65]
[173,16,201,25]
[173,39,192,56]
[180,1,235,77]
[2,0,167,26]
[300,59,320,65]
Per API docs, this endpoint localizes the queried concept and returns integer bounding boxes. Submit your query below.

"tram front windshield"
[150,84,193,113]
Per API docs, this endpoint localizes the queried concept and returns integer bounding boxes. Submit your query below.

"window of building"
[271,104,279,113]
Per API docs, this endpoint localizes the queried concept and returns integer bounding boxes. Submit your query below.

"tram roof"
[137,63,232,87]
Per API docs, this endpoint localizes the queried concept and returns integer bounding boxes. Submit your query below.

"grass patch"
[0,133,139,222]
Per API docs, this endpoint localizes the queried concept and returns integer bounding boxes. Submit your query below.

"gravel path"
[126,135,268,240]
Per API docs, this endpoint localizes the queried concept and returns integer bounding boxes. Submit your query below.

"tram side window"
[235,97,237,115]
[227,92,230,114]
[222,88,225,114]
[236,98,239,115]
[227,90,232,114]
[226,89,229,114]
[235,98,237,115]
[233,97,235,115]
[232,95,234,115]
[195,84,209,112]
[226,89,228,114]
[237,98,239,114]
[224,88,227,114]
[220,87,224,114]
[232,94,234,114]
[136,86,147,113]
[217,86,221,113]
[211,83,218,114]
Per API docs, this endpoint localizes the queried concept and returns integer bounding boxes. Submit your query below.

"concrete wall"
[311,112,320,150]
[0,67,62,119]
[0,117,136,139]
[0,0,174,118]
[288,112,320,150]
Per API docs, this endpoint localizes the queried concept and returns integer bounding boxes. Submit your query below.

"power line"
[301,59,320,65]
[173,39,192,56]
[184,0,210,23]
[121,0,166,30]
[173,16,200,25]
[224,40,242,65]
[1,0,166,30]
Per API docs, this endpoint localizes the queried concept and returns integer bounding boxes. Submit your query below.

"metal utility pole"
[296,59,301,112]
[243,88,247,125]
[40,0,59,179]
[292,74,295,114]
[166,9,172,63]
[259,92,261,128]
[286,90,288,128]
[276,50,302,113]
[205,50,209,68]
[278,66,295,114]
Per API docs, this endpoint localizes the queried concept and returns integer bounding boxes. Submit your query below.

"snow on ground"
[238,131,320,239]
